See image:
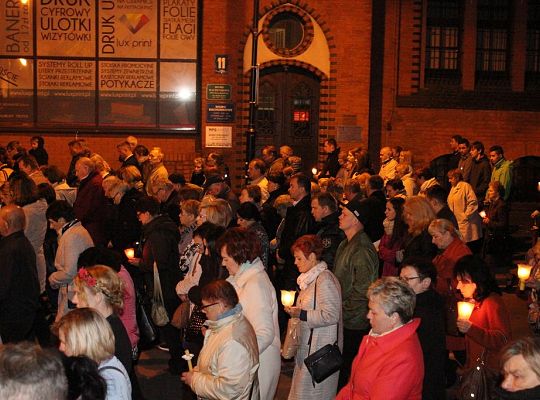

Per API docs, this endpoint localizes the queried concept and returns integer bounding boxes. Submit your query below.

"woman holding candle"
[181,280,259,400]
[454,255,512,370]
[217,227,281,400]
[284,235,342,400]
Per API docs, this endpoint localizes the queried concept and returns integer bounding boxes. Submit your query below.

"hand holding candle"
[479,210,487,219]
[182,349,194,371]
[457,301,474,321]
[312,167,318,176]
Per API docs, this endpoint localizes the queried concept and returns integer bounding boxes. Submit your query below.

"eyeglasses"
[400,276,422,282]
[200,302,219,310]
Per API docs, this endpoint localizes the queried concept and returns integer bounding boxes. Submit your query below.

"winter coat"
[469,156,491,199]
[22,199,48,293]
[448,181,483,242]
[333,231,378,331]
[464,294,512,370]
[320,147,341,178]
[490,158,513,201]
[315,211,345,270]
[145,163,168,195]
[73,171,109,246]
[0,231,40,343]
[493,385,540,400]
[288,269,342,400]
[336,318,424,400]
[359,191,386,243]
[432,237,472,296]
[110,188,142,252]
[403,228,438,261]
[379,158,398,183]
[415,290,447,400]
[140,214,181,315]
[227,258,280,400]
[378,233,403,277]
[49,221,94,321]
[191,308,260,400]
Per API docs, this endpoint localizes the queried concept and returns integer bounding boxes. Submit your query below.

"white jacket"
[227,258,281,400]
[447,181,483,243]
[191,307,260,400]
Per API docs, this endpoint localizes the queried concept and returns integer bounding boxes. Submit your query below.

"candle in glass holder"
[312,167,318,176]
[457,301,474,320]
[518,264,533,290]
[479,210,487,219]
[280,290,296,307]
[124,248,135,259]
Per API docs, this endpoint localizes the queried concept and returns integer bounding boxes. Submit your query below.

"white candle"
[479,211,487,219]
[518,264,533,290]
[280,290,296,307]
[182,349,194,372]
[457,301,474,320]
[124,248,135,259]
[312,167,318,175]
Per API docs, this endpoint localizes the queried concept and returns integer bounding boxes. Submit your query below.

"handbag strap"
[153,261,165,304]
[306,273,340,357]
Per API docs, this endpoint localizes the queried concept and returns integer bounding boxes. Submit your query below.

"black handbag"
[303,276,343,385]
[136,289,157,346]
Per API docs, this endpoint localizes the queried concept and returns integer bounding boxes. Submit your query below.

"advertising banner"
[159,62,196,128]
[0,0,33,56]
[0,58,33,124]
[161,0,197,59]
[99,0,157,58]
[37,0,95,57]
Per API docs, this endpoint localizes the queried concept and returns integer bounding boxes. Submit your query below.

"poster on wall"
[205,126,232,148]
[0,58,33,124]
[99,0,157,59]
[161,0,197,59]
[37,0,95,57]
[0,0,33,56]
[159,62,196,128]
[99,61,156,126]
[36,59,95,124]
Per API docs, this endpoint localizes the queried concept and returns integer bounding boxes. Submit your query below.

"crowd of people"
[0,134,538,400]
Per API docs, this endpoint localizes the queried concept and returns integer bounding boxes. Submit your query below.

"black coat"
[160,190,181,227]
[493,385,540,400]
[415,289,447,400]
[0,231,40,342]
[403,228,438,260]
[320,148,341,178]
[437,205,458,229]
[469,156,491,199]
[316,210,345,270]
[121,154,139,170]
[278,195,316,289]
[111,188,142,251]
[360,190,386,242]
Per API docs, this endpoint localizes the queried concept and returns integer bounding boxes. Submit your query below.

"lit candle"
[182,349,194,372]
[312,167,318,175]
[537,182,540,192]
[124,248,135,259]
[518,264,533,290]
[280,290,296,307]
[457,301,474,321]
[479,210,487,219]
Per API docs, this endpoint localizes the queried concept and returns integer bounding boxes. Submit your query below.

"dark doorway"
[255,65,320,172]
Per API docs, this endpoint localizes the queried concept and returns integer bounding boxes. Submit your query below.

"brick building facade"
[1,0,538,187]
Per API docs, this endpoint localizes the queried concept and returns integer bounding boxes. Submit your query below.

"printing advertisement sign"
[0,58,33,124]
[161,0,197,59]
[0,0,33,56]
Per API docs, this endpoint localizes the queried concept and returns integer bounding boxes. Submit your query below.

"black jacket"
[316,210,345,270]
[493,385,540,400]
[320,147,341,178]
[0,231,40,341]
[415,289,447,400]
[437,205,458,229]
[110,188,142,251]
[160,190,181,227]
[403,228,438,260]
[469,156,491,199]
[141,215,181,314]
[360,190,386,242]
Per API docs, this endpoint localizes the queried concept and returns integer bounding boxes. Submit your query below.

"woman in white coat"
[284,235,342,400]
[447,169,483,253]
[218,227,281,400]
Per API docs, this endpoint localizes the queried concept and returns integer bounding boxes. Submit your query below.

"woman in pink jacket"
[336,277,424,400]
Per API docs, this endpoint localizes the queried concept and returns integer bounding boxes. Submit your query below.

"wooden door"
[255,65,320,172]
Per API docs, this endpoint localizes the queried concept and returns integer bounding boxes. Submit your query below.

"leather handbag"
[136,290,156,344]
[303,276,343,385]
[457,352,497,400]
[151,262,170,327]
[171,301,191,329]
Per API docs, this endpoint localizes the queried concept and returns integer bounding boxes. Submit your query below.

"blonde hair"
[121,165,142,187]
[404,196,436,236]
[74,265,124,314]
[90,154,110,173]
[200,198,232,228]
[55,308,115,363]
[428,218,459,238]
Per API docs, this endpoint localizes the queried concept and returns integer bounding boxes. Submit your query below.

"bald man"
[378,146,398,183]
[0,205,40,343]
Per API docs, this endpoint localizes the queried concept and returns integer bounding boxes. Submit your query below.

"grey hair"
[500,337,540,380]
[368,277,416,324]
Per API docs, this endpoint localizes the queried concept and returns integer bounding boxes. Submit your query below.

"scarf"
[296,261,327,290]
[383,218,394,236]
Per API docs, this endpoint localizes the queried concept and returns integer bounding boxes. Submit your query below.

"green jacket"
[490,158,512,201]
[333,230,378,330]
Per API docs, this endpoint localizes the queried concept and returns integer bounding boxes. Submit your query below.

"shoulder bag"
[151,262,170,327]
[303,276,343,386]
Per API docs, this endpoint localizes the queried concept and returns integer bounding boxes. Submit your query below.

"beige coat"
[447,181,483,242]
[191,309,260,400]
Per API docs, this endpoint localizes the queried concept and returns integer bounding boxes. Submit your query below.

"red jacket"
[465,294,512,370]
[336,318,424,400]
[432,237,472,296]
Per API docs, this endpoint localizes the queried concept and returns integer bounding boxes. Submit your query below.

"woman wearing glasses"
[399,257,446,400]
[181,280,259,400]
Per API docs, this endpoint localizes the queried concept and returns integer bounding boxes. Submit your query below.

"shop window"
[425,0,462,86]
[475,0,512,88]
